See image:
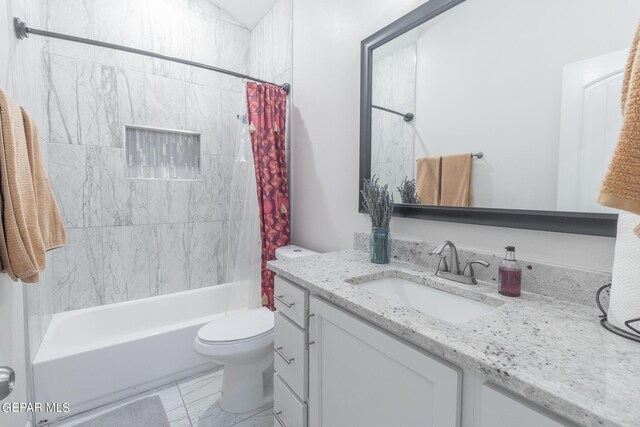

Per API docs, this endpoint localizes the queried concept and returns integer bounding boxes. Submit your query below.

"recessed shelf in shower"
[124,125,201,180]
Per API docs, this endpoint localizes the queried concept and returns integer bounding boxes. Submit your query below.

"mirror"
[361,0,639,236]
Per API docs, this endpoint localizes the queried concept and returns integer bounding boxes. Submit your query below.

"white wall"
[290,0,616,272]
[413,0,639,211]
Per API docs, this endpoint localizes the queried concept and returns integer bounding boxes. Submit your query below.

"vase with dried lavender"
[361,177,394,264]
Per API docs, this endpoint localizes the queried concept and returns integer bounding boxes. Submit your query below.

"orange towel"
[416,156,441,205]
[440,153,473,207]
[598,22,640,238]
[0,89,66,283]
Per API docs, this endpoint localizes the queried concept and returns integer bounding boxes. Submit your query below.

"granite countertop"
[268,250,640,427]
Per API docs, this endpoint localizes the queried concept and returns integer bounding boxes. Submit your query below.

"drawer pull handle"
[273,410,287,427]
[275,295,295,308]
[273,346,295,364]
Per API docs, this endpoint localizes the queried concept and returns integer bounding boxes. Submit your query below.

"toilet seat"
[197,307,274,345]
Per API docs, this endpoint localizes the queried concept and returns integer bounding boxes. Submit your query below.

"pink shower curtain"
[246,82,290,310]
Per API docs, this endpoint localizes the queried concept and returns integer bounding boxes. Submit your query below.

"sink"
[358,277,497,324]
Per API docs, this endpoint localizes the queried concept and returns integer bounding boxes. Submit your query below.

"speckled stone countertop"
[268,251,640,427]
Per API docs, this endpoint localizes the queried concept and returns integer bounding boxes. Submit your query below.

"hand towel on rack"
[440,153,473,207]
[598,21,640,238]
[416,156,441,205]
[0,89,66,283]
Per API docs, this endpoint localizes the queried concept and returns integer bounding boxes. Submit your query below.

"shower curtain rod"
[13,18,291,94]
[372,104,414,122]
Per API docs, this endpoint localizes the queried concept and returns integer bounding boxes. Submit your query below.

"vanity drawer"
[274,275,308,328]
[274,312,307,400]
[274,373,307,427]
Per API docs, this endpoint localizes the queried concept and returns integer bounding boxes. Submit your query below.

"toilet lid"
[198,308,274,343]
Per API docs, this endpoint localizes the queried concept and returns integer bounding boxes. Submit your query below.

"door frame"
[0,1,33,426]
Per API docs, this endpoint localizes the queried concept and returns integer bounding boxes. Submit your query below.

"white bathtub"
[33,283,255,424]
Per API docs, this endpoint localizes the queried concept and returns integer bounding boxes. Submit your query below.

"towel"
[607,211,640,332]
[416,156,441,205]
[598,22,640,238]
[440,153,473,207]
[0,89,66,283]
[22,108,66,251]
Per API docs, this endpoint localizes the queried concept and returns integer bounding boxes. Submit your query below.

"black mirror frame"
[359,0,617,237]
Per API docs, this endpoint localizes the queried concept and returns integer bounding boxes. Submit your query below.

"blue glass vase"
[370,227,391,264]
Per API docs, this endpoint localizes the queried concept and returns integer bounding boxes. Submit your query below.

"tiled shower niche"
[125,126,202,180]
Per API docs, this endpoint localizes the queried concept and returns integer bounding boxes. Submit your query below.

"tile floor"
[52,367,274,427]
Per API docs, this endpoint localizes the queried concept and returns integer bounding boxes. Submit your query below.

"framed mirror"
[359,0,640,236]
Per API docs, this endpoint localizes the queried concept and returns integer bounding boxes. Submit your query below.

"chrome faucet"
[430,241,461,274]
[429,240,489,285]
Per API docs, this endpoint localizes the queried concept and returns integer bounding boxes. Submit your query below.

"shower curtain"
[225,100,262,310]
[246,82,290,310]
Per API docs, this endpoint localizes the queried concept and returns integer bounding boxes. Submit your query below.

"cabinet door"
[477,382,575,427]
[308,296,461,427]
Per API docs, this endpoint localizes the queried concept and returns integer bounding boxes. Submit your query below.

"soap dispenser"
[498,246,521,297]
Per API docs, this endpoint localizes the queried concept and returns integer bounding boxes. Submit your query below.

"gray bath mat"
[76,396,170,427]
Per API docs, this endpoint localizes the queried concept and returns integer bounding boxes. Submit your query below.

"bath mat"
[76,396,170,427]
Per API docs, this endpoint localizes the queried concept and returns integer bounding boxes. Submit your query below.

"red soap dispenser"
[498,246,521,297]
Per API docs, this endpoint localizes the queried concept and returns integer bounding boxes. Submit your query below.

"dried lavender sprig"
[361,176,394,228]
[397,176,420,204]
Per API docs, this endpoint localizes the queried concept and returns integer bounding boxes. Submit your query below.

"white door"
[557,49,627,213]
[0,2,30,426]
[308,296,461,427]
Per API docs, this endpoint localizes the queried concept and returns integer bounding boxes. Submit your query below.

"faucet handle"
[435,255,449,273]
[462,260,490,279]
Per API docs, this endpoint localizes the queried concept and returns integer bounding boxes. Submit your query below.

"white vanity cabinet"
[307,296,461,427]
[273,276,310,427]
[272,274,575,427]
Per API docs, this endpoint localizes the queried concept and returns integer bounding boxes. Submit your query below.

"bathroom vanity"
[268,249,640,427]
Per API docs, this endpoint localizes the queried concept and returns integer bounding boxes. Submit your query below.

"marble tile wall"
[249,0,292,85]
[19,0,290,358]
[371,44,417,201]
[249,0,293,165]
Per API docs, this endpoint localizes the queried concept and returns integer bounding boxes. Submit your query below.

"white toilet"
[193,245,317,414]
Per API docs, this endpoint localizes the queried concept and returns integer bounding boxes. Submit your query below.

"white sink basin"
[358,277,496,324]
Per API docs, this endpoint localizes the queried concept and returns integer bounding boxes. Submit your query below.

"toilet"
[193,245,317,414]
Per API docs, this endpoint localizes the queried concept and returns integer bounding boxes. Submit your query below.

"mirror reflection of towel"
[416,156,441,205]
[440,154,473,207]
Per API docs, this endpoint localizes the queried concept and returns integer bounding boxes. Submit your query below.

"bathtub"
[32,283,255,424]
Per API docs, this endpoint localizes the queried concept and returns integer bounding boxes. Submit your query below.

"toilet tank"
[275,245,318,260]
